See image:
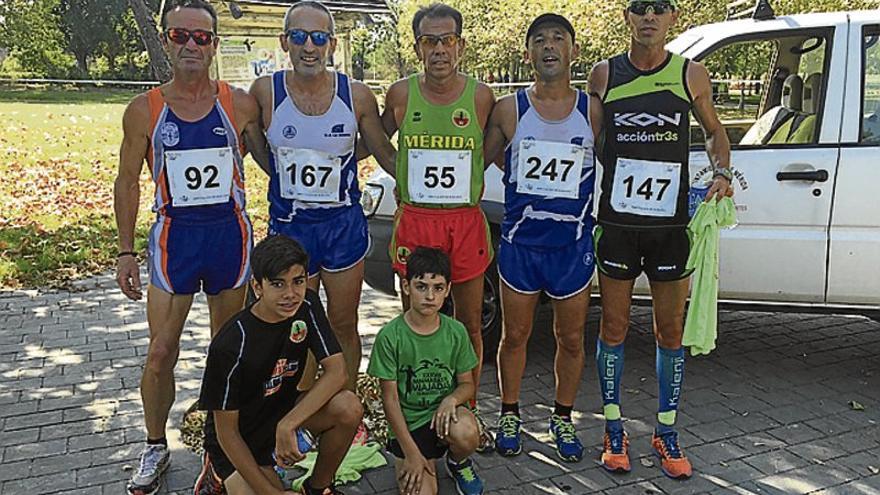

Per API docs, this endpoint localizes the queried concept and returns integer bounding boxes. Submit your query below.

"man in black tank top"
[587,0,733,480]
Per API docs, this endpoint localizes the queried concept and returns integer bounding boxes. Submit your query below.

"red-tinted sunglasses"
[164,28,216,46]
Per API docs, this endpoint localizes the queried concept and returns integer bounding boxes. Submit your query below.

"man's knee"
[555,326,585,356]
[655,325,684,350]
[600,311,629,345]
[145,338,180,373]
[500,320,531,351]
[327,390,363,427]
[328,312,359,338]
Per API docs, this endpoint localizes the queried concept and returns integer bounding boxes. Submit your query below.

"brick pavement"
[1,273,879,494]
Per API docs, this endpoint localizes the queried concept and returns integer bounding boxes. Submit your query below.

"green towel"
[683,196,737,356]
[280,442,388,491]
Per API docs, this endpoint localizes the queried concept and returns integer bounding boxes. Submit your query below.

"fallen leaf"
[869,466,879,474]
[640,457,654,467]
[849,400,866,411]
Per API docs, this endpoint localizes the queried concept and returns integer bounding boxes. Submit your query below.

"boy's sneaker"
[652,430,693,479]
[548,414,584,462]
[193,452,226,495]
[494,413,523,456]
[126,443,170,495]
[600,427,631,473]
[472,409,495,453]
[445,456,484,495]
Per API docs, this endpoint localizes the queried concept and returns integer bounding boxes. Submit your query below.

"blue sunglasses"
[286,29,332,46]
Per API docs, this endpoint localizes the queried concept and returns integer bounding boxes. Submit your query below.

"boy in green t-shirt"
[367,247,483,495]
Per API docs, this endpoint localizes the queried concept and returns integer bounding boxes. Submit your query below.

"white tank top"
[266,70,360,222]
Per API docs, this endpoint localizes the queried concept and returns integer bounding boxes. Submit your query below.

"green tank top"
[396,74,484,207]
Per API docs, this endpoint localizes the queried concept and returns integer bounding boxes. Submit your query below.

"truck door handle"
[776,170,829,182]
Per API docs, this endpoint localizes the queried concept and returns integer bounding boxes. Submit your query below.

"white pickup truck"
[360,7,880,354]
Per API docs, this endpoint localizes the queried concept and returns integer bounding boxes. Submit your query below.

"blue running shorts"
[148,214,253,295]
[268,205,370,278]
[498,233,595,299]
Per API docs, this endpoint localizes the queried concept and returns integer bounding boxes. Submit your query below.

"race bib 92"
[165,147,234,207]
[407,149,472,204]
[609,157,681,217]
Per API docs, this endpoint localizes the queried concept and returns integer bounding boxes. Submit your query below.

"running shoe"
[600,427,631,473]
[472,408,495,453]
[652,430,693,479]
[126,443,170,495]
[494,413,523,456]
[445,456,484,495]
[548,414,584,462]
[193,452,225,495]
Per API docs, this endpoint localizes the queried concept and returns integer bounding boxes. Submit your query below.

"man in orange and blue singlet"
[113,1,267,493]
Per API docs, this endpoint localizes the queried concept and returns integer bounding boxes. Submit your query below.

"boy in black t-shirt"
[196,235,363,495]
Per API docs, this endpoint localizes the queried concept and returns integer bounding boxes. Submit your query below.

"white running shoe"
[126,443,170,495]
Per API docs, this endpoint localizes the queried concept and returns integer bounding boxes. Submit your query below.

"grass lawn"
[0,85,271,289]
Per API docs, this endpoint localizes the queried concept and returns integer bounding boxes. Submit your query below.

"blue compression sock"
[596,339,624,424]
[656,345,685,434]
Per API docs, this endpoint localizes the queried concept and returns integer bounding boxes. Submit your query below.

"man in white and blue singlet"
[249,1,396,397]
[483,13,595,463]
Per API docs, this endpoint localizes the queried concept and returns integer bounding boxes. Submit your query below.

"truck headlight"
[360,183,384,218]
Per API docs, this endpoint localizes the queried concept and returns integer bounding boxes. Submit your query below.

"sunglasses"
[416,33,461,50]
[286,29,332,46]
[164,28,215,46]
[628,1,675,15]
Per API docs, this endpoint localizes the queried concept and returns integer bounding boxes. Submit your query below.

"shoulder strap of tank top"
[336,72,353,112]
[217,81,237,130]
[216,81,246,154]
[146,87,165,133]
[576,90,588,120]
[272,71,287,111]
[516,88,530,121]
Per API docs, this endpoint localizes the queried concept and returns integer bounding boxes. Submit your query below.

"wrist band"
[117,251,137,258]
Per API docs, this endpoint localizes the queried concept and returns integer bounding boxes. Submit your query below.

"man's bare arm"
[483,95,515,170]
[353,81,397,177]
[380,79,407,138]
[114,95,150,301]
[237,85,271,175]
[688,62,733,200]
[587,61,609,142]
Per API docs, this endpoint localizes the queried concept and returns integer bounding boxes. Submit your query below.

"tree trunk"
[126,0,171,82]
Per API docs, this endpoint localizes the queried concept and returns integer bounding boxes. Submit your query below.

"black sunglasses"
[164,28,216,46]
[628,1,675,15]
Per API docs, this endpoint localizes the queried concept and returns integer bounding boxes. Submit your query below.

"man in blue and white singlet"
[483,13,595,463]
[249,1,396,393]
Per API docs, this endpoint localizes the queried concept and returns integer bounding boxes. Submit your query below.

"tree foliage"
[392,0,880,81]
[0,0,74,77]
[0,0,156,79]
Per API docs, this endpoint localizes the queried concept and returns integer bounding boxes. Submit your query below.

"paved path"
[1,273,879,494]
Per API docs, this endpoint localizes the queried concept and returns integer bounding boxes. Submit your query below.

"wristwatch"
[713,167,733,182]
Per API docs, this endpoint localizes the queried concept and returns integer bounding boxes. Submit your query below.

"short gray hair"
[283,1,335,35]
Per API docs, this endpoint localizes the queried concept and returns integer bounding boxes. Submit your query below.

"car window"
[861,25,880,144]
[692,32,830,148]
